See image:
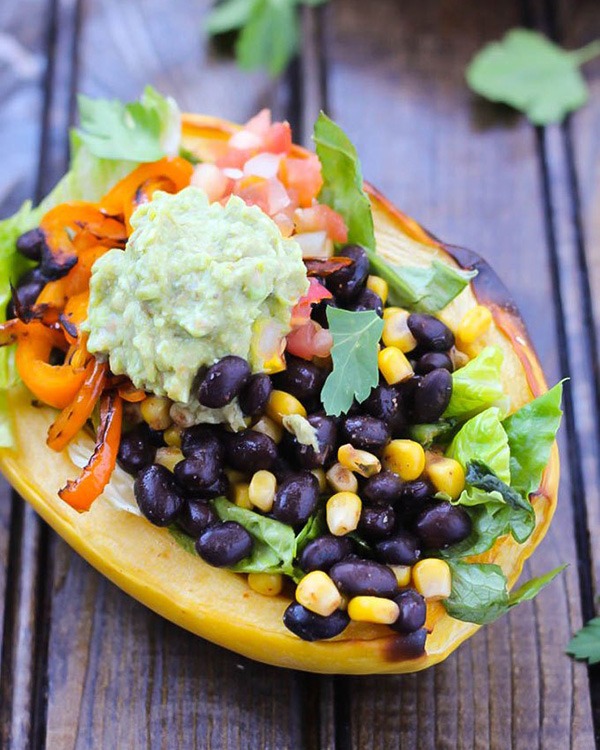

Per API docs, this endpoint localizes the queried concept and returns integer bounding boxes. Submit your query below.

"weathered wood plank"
[0,1,52,748]
[41,1,319,748]
[325,0,595,747]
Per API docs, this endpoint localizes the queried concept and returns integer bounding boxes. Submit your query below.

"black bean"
[415,502,472,549]
[311,297,337,328]
[134,464,185,526]
[238,373,273,416]
[340,415,390,452]
[180,424,224,461]
[40,244,77,280]
[16,228,46,261]
[407,313,454,352]
[412,369,453,424]
[197,355,251,408]
[390,590,427,634]
[361,383,406,434]
[272,472,320,525]
[415,351,453,375]
[271,455,295,483]
[362,471,404,506]
[299,535,354,572]
[325,245,369,302]
[283,602,350,641]
[396,480,433,516]
[7,267,47,318]
[272,355,326,403]
[285,413,338,469]
[147,427,167,448]
[117,424,156,476]
[375,531,421,565]
[359,505,397,540]
[349,288,383,317]
[386,628,427,658]
[177,500,218,536]
[196,521,253,567]
[329,558,398,598]
[185,474,230,501]
[226,430,277,472]
[174,450,222,490]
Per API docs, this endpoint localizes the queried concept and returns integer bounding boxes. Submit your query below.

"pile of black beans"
[118,243,473,644]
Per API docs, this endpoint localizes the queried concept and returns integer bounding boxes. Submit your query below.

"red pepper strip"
[303,256,353,277]
[47,358,108,452]
[58,391,123,512]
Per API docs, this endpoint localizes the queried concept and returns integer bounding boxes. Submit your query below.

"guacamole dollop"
[86,187,308,404]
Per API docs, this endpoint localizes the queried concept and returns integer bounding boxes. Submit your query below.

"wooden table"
[1,0,599,747]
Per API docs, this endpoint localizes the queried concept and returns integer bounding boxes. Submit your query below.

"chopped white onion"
[293,231,333,259]
[243,152,282,179]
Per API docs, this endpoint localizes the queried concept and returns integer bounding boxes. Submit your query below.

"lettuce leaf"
[503,382,563,496]
[447,406,510,483]
[444,346,505,419]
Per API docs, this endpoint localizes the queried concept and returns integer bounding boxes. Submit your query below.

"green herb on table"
[566,617,600,665]
[466,28,600,125]
[321,307,384,417]
[206,0,328,76]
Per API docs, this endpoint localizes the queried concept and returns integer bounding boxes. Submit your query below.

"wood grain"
[325,0,595,747]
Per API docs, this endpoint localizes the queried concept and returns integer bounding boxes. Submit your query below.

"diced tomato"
[279,154,323,207]
[290,278,332,325]
[234,175,270,214]
[286,321,333,360]
[264,121,292,155]
[191,163,233,202]
[245,108,272,137]
[273,212,295,237]
[294,205,348,243]
[216,148,255,170]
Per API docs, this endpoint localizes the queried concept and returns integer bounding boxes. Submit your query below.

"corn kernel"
[155,447,184,473]
[252,415,283,444]
[412,559,452,600]
[163,424,182,448]
[390,565,412,587]
[338,444,381,478]
[266,390,307,426]
[326,462,359,493]
[347,596,400,625]
[382,310,418,352]
[140,395,173,431]
[311,468,327,493]
[378,346,414,385]
[249,470,277,512]
[383,439,425,481]
[383,306,402,320]
[248,572,283,597]
[366,275,389,304]
[296,570,342,616]
[231,483,253,509]
[326,491,362,536]
[225,468,247,485]
[426,454,465,500]
[457,305,493,346]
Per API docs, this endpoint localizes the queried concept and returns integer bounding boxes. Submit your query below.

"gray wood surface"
[0,0,598,747]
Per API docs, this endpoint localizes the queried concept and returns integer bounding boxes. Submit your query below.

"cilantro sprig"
[467,29,600,125]
[566,617,600,665]
[206,0,328,76]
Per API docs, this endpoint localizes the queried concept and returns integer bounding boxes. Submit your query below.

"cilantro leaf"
[566,617,600,665]
[76,86,180,161]
[321,307,384,417]
[466,29,600,125]
[445,560,566,625]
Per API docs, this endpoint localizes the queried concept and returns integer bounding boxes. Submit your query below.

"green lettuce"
[447,406,510,482]
[503,382,563,496]
[444,345,505,419]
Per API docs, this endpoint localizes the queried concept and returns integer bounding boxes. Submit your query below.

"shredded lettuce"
[503,381,563,496]
[444,345,505,420]
[447,406,510,483]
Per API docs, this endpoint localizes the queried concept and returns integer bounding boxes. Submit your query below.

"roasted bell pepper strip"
[100,157,193,230]
[117,381,147,403]
[36,245,109,311]
[0,318,29,346]
[303,256,353,277]
[58,391,123,511]
[47,358,108,452]
[14,321,87,409]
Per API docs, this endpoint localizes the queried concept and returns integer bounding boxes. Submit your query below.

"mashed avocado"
[85,187,308,404]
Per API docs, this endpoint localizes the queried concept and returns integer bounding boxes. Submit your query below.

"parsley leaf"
[321,307,384,417]
[206,0,328,76]
[76,86,180,161]
[466,29,600,125]
[445,561,566,625]
[566,617,600,665]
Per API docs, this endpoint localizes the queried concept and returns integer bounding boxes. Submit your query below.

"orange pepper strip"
[15,321,87,409]
[100,157,193,230]
[47,358,108,452]
[118,381,147,403]
[58,391,123,512]
[0,319,29,346]
[40,202,111,272]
